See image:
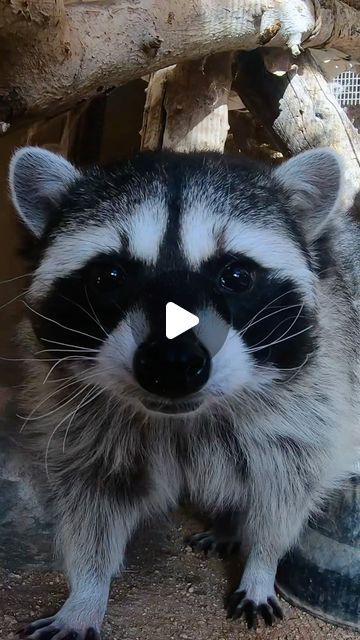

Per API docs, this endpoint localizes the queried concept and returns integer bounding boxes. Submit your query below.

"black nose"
[133,337,211,398]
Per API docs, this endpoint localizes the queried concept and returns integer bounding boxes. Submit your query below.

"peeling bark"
[141,54,232,153]
[141,67,175,152]
[0,0,64,32]
[233,49,360,206]
[1,0,360,127]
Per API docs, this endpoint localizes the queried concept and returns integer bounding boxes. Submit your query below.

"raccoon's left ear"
[8,146,80,238]
[274,148,343,241]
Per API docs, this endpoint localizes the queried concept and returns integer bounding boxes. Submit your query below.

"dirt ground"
[0,513,358,640]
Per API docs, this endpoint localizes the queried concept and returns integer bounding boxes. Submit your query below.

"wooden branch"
[233,49,360,206]
[141,67,175,152]
[2,0,360,127]
[0,0,64,32]
[341,0,360,8]
[141,54,232,152]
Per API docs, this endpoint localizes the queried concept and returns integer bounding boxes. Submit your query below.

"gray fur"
[9,146,80,237]
[10,147,360,636]
[274,147,343,241]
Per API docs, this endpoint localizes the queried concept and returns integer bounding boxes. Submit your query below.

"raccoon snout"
[133,336,211,398]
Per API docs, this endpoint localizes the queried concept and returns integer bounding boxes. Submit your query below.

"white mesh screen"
[331,70,360,107]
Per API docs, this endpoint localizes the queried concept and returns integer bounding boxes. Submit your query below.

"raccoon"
[8,146,360,638]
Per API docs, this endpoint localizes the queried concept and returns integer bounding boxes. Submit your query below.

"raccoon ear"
[274,148,343,241]
[8,146,80,238]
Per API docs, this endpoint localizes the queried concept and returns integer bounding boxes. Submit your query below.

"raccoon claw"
[185,531,215,555]
[225,591,283,629]
[19,618,100,640]
[84,631,100,640]
[184,531,239,557]
[19,618,56,639]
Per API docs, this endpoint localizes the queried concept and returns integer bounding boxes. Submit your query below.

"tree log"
[141,54,232,153]
[233,49,360,206]
[2,0,360,127]
[0,0,64,32]
[341,0,360,8]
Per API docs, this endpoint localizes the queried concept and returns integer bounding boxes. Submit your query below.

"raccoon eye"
[86,263,126,294]
[218,262,254,293]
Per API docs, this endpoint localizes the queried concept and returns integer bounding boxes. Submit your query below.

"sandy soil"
[0,513,358,640]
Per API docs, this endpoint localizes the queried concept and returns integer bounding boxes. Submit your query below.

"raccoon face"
[9,147,342,416]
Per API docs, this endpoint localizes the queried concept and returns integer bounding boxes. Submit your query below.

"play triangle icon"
[166,302,199,340]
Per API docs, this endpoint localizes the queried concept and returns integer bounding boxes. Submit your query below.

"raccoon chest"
[146,435,247,513]
[182,446,248,512]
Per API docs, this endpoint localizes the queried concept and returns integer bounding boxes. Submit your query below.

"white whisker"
[42,355,97,384]
[85,286,109,338]
[45,385,107,479]
[254,359,308,373]
[0,272,33,285]
[57,291,109,338]
[22,300,103,344]
[45,366,99,384]
[250,325,313,353]
[19,381,83,430]
[19,369,103,427]
[285,354,310,382]
[0,291,25,311]
[44,384,97,478]
[39,339,96,350]
[241,303,302,337]
[247,311,304,350]
[0,355,61,363]
[62,385,99,453]
[240,288,299,335]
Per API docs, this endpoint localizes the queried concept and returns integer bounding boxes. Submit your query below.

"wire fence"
[331,70,360,107]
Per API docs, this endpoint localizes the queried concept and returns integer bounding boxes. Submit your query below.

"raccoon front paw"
[19,616,100,640]
[185,530,240,557]
[225,590,283,629]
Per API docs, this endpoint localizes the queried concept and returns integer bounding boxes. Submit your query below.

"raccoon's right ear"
[8,146,80,238]
[274,148,343,242]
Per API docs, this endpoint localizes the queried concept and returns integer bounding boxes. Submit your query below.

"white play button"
[166,302,199,340]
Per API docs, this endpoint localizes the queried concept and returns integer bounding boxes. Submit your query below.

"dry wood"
[341,0,360,7]
[0,0,64,32]
[141,68,176,152]
[2,0,360,128]
[141,54,232,153]
[233,48,360,206]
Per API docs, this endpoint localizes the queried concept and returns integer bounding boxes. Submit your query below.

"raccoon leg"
[225,554,284,629]
[224,485,311,629]
[185,510,241,557]
[21,480,141,640]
